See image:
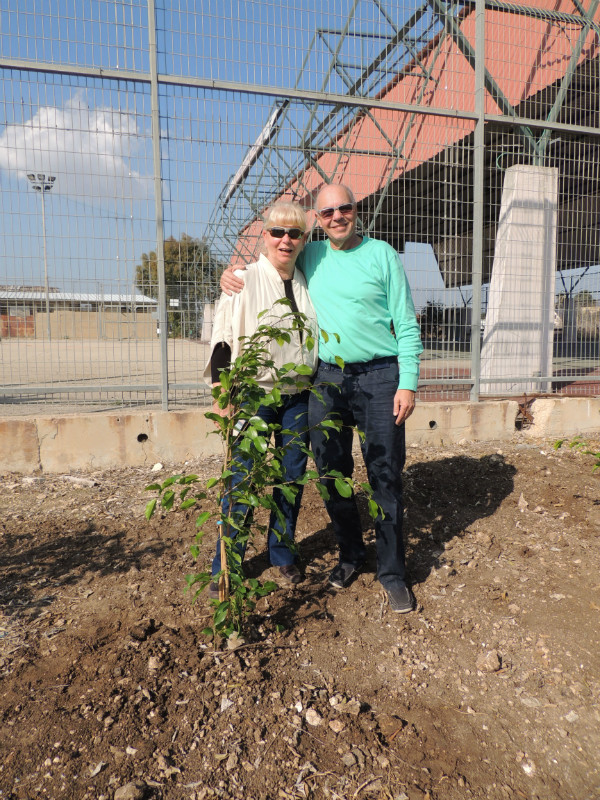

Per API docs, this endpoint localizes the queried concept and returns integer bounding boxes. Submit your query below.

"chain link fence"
[1,0,599,413]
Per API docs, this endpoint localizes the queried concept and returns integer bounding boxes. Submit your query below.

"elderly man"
[221,184,423,613]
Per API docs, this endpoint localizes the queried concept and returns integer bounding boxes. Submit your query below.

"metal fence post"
[470,0,486,402]
[147,0,169,410]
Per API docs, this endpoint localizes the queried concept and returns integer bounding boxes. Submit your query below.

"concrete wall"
[33,310,155,340]
[1,397,599,474]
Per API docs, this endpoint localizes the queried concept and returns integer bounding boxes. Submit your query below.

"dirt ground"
[1,434,599,800]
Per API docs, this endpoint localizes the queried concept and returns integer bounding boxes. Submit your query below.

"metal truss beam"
[428,0,540,156]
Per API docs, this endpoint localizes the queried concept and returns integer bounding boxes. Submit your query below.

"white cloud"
[0,92,153,204]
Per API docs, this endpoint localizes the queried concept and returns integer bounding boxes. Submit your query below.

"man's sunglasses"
[266,227,305,240]
[316,202,356,220]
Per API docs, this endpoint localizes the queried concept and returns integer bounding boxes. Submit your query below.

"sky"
[0,0,598,309]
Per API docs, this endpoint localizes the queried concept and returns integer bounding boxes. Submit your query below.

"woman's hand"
[212,384,230,425]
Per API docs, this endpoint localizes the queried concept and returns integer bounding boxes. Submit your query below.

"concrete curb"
[1,398,599,473]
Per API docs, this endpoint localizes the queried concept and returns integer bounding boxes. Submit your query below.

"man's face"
[315,186,358,251]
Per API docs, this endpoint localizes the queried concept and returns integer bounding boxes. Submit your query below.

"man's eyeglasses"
[266,227,305,240]
[316,202,356,220]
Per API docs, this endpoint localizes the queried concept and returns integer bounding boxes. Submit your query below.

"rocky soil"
[1,434,599,800]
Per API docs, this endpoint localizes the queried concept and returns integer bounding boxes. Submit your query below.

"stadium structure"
[203,0,600,395]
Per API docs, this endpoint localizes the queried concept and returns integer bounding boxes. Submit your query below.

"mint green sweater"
[298,237,423,391]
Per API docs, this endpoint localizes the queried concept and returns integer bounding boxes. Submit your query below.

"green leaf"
[145,483,161,492]
[335,478,353,498]
[202,627,214,637]
[180,497,197,510]
[334,355,345,369]
[213,603,229,626]
[238,437,252,453]
[206,477,219,489]
[145,498,157,520]
[368,498,380,518]
[279,485,298,503]
[251,436,268,454]
[249,416,269,432]
[161,489,175,510]
[320,329,329,343]
[320,419,342,430]
[179,474,199,484]
[190,545,199,559]
[294,364,313,375]
[196,511,212,527]
[315,482,330,501]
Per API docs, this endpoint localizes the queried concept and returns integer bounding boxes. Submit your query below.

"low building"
[0,286,158,340]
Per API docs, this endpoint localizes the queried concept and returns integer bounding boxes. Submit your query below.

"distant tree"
[135,234,223,338]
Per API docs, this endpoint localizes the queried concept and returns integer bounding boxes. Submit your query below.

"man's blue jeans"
[308,359,407,589]
[211,390,309,576]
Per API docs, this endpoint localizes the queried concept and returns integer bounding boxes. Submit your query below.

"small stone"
[341,752,356,767]
[305,709,323,727]
[147,656,161,672]
[62,475,99,488]
[335,699,361,716]
[520,696,541,708]
[151,463,163,472]
[329,719,345,734]
[114,782,146,800]
[226,753,238,771]
[377,714,405,737]
[564,711,579,723]
[520,758,536,776]
[476,650,501,672]
[220,697,234,712]
[518,494,529,512]
[227,631,245,650]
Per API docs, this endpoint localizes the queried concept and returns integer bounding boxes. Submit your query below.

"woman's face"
[262,220,306,273]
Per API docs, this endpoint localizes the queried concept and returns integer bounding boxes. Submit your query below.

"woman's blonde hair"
[263,201,307,231]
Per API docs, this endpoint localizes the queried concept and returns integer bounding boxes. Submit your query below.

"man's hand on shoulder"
[393,389,415,426]
[220,266,246,295]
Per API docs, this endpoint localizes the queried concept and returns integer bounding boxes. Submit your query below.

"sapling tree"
[146,301,381,640]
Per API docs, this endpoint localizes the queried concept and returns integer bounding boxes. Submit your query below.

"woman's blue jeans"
[211,390,309,576]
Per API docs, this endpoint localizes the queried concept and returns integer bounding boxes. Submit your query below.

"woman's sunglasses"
[316,202,355,220]
[266,227,305,240]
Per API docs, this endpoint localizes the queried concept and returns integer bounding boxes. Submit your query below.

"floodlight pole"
[27,173,56,341]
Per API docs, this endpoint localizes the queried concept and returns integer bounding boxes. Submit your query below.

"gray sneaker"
[329,561,362,588]
[386,584,416,613]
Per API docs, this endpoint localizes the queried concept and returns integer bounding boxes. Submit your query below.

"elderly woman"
[205,201,317,597]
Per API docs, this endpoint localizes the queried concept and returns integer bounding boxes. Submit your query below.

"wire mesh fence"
[1,0,599,413]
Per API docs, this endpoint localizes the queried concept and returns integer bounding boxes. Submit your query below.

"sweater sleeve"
[202,291,235,383]
[210,342,232,383]
[385,250,423,391]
